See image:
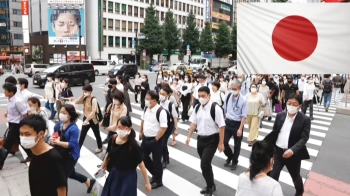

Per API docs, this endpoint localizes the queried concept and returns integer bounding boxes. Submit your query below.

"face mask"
[106,78,109,82]
[62,82,66,87]
[185,78,188,82]
[141,79,145,82]
[47,77,52,81]
[238,78,243,82]
[287,105,299,114]
[159,95,166,102]
[30,107,37,114]
[145,100,150,107]
[55,79,59,83]
[262,81,266,85]
[246,78,251,82]
[173,81,178,84]
[251,88,257,93]
[287,80,293,84]
[116,129,130,138]
[180,72,184,75]
[113,99,120,105]
[16,84,21,90]
[84,92,90,97]
[20,135,39,149]
[199,97,209,105]
[301,77,305,80]
[108,84,112,89]
[308,80,313,84]
[283,77,286,80]
[59,113,69,122]
[136,75,139,78]
[232,90,239,96]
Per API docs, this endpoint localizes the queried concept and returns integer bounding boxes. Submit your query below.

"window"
[128,5,132,16]
[174,14,177,23]
[103,18,106,29]
[187,4,189,12]
[194,6,197,14]
[121,4,126,15]
[140,8,144,18]
[115,37,120,47]
[166,0,169,7]
[108,36,113,47]
[128,21,132,32]
[108,2,113,13]
[13,21,22,27]
[201,8,203,16]
[161,12,164,21]
[146,0,149,3]
[122,21,126,32]
[122,37,126,48]
[108,19,113,30]
[0,9,8,14]
[134,6,138,17]
[171,0,174,9]
[182,3,185,12]
[134,22,139,33]
[115,20,120,31]
[103,0,106,12]
[156,11,159,19]
[115,3,120,14]
[140,0,144,2]
[161,0,164,6]
[156,0,159,6]
[103,36,106,47]
[140,23,144,30]
[12,9,21,15]
[179,2,181,11]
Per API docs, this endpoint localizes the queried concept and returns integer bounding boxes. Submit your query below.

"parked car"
[108,63,138,77]
[33,63,95,88]
[82,59,115,76]
[151,62,169,72]
[24,64,49,77]
[162,64,181,74]
[176,65,193,75]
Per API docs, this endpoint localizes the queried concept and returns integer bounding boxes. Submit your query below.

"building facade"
[86,0,206,62]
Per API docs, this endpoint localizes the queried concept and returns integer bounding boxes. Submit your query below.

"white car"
[82,60,115,76]
[228,66,237,74]
[24,64,49,77]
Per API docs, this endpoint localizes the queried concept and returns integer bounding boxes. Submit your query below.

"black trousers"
[270,146,304,195]
[223,119,242,165]
[141,136,163,183]
[1,122,32,164]
[181,94,191,120]
[79,118,103,149]
[162,135,170,162]
[302,100,313,118]
[197,133,219,188]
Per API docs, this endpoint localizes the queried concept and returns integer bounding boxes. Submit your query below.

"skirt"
[101,167,138,196]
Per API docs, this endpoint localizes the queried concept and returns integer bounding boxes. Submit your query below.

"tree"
[215,22,231,58]
[163,9,180,61]
[182,10,200,65]
[138,3,165,61]
[200,21,215,54]
[231,24,237,60]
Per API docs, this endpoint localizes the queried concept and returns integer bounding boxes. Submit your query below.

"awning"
[0,56,21,60]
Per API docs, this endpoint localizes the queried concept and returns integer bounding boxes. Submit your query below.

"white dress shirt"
[298,79,306,92]
[180,82,193,96]
[189,101,226,136]
[159,100,178,119]
[44,81,54,103]
[276,114,297,149]
[7,95,27,123]
[210,90,225,107]
[193,82,212,99]
[19,89,34,111]
[303,83,315,101]
[141,104,168,137]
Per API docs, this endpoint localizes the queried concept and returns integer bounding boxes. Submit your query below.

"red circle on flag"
[272,15,318,62]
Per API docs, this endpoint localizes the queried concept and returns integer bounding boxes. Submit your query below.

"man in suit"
[264,93,311,196]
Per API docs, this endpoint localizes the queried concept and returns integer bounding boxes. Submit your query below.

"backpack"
[323,80,332,94]
[83,96,103,122]
[333,76,342,87]
[194,102,222,126]
[144,103,174,138]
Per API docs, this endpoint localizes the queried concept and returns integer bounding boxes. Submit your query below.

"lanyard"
[232,94,240,109]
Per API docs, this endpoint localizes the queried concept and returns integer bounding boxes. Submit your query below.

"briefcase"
[0,128,19,154]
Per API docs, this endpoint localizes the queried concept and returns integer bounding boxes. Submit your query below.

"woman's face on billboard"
[53,13,78,37]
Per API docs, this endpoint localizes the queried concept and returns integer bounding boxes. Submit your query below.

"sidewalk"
[304,100,350,196]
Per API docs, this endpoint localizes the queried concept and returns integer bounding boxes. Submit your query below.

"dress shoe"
[224,157,232,167]
[204,186,215,196]
[102,139,108,144]
[230,164,237,170]
[20,157,31,163]
[200,184,216,194]
[150,177,154,184]
[151,182,163,189]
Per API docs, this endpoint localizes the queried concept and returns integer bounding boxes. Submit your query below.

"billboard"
[205,0,210,21]
[67,51,86,61]
[48,9,85,45]
[48,0,84,4]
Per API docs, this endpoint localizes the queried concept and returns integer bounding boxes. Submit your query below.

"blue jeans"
[323,93,332,108]
[45,101,56,118]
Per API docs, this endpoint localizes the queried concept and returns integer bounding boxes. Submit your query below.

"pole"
[79,25,82,62]
[135,32,138,65]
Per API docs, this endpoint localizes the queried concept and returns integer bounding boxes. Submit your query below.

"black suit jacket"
[264,111,311,160]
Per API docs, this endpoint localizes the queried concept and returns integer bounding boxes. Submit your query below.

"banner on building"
[212,11,230,21]
[206,0,210,21]
[48,8,85,45]
[48,0,84,4]
[67,51,86,61]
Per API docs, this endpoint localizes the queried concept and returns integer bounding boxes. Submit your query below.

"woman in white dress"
[302,76,315,120]
[44,72,56,120]
[116,75,124,91]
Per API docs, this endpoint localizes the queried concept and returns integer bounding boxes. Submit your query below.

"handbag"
[91,175,106,196]
[275,103,283,113]
[102,103,112,128]
[0,128,19,154]
[259,104,270,117]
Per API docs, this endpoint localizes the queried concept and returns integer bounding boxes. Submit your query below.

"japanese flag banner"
[237,3,350,74]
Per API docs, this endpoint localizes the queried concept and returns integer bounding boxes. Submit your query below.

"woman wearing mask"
[180,74,193,122]
[210,81,225,108]
[278,78,286,110]
[51,105,96,193]
[175,73,184,86]
[140,75,150,110]
[104,74,114,103]
[236,140,283,196]
[58,79,74,121]
[28,97,50,143]
[219,75,228,94]
[302,76,315,120]
[97,117,152,196]
[116,75,124,91]
[133,73,142,104]
[258,78,272,124]
[75,84,103,154]
[245,84,264,146]
[170,78,181,145]
[102,90,128,144]
[54,77,63,120]
[44,72,56,120]
[156,71,163,92]
[122,75,135,113]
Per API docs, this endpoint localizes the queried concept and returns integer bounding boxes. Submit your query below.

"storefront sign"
[21,0,28,15]
[211,22,219,29]
[1,52,8,56]
[216,0,232,4]
[206,0,210,21]
[212,11,230,21]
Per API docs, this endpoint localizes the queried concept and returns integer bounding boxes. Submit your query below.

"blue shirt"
[54,122,80,161]
[224,93,248,121]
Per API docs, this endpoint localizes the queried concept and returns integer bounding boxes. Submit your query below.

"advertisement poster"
[48,8,85,45]
[31,45,43,63]
[67,51,86,61]
[212,11,230,21]
[206,0,210,21]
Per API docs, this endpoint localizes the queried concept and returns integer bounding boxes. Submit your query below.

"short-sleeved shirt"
[235,173,284,196]
[141,104,168,137]
[61,87,73,98]
[29,148,67,196]
[107,138,143,171]
[282,83,298,99]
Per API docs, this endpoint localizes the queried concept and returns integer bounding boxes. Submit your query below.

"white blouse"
[303,83,315,101]
[116,83,124,91]
[211,90,225,107]
[180,82,193,95]
[44,81,55,103]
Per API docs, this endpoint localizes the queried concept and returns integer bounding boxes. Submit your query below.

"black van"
[33,63,95,87]
[108,63,138,77]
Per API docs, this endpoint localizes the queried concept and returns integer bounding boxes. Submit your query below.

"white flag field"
[237,3,350,74]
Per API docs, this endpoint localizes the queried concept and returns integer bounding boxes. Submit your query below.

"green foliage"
[163,9,180,61]
[138,3,165,59]
[215,22,231,58]
[231,24,237,60]
[182,10,200,62]
[200,21,215,54]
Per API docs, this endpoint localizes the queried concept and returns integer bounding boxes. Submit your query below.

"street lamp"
[79,25,82,62]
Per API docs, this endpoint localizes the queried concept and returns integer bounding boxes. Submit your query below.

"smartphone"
[94,169,106,178]
[52,132,59,139]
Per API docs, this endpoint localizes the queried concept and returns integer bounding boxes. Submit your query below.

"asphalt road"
[0,71,338,196]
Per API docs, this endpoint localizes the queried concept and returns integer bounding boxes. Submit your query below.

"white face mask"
[20,135,39,149]
[16,84,21,90]
[47,77,52,81]
[106,78,109,82]
[308,80,313,84]
[113,99,120,105]
[145,100,150,107]
[141,78,145,82]
[301,77,305,80]
[59,113,69,122]
[238,78,243,82]
[199,97,209,105]
[262,81,266,85]
[185,78,188,82]
[159,95,166,102]
[116,129,130,138]
[55,79,59,83]
[232,90,239,96]
[84,92,90,97]
[136,75,139,78]
[251,88,257,93]
[287,105,299,114]
[246,78,251,82]
[30,107,37,114]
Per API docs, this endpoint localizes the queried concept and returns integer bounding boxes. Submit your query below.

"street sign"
[138,33,145,39]
[187,45,190,50]
[186,50,191,55]
[143,49,146,60]
[132,40,136,45]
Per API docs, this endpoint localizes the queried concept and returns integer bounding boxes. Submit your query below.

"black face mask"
[287,80,293,84]
[108,84,112,88]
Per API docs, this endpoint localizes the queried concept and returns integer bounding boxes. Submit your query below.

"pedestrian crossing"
[2,90,338,196]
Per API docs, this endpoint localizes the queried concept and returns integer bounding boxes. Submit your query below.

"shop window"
[128,5,132,16]
[122,21,126,32]
[115,3,120,14]
[108,36,113,47]
[122,4,126,15]
[115,20,120,31]
[122,37,126,48]
[31,45,43,62]
[103,0,106,12]
[103,36,106,47]
[134,6,138,17]
[115,37,120,47]
[108,2,113,13]
[108,19,113,30]
[128,21,132,32]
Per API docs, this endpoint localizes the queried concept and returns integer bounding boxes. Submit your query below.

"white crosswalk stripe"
[4,92,338,195]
